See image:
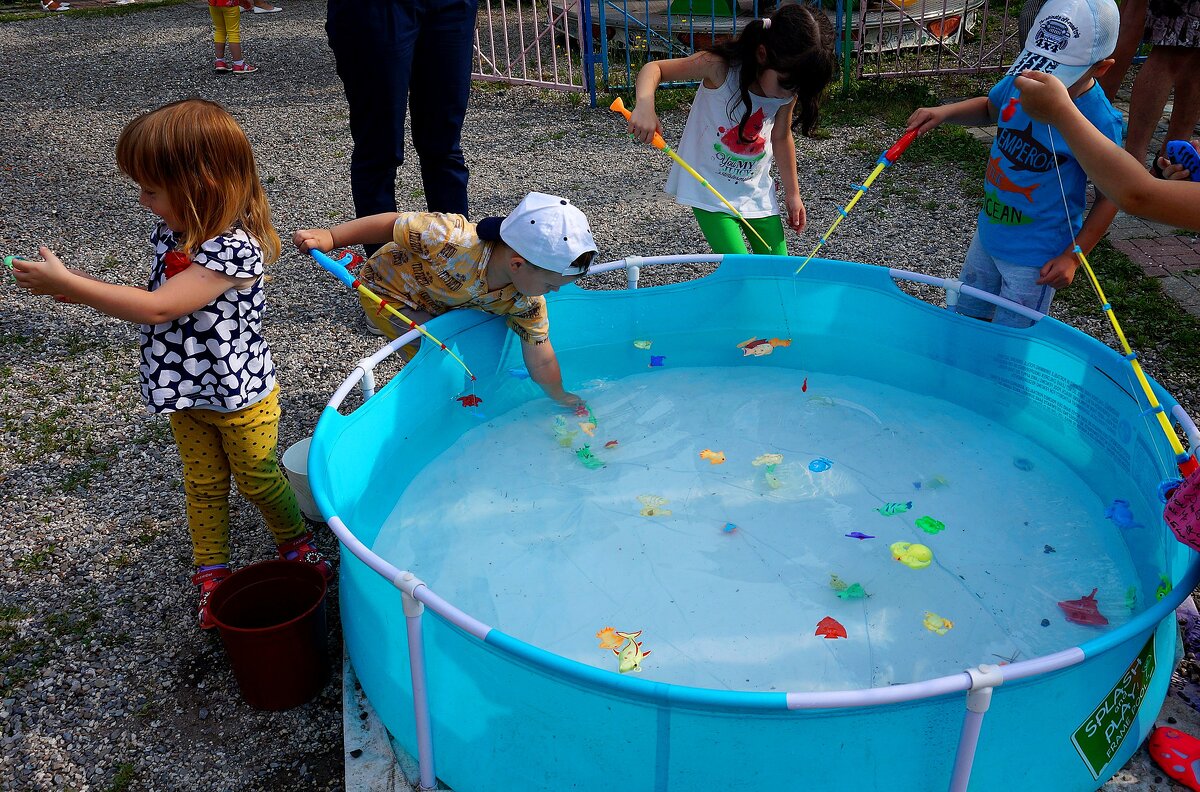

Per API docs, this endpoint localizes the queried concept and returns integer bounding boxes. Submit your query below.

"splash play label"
[1071,635,1156,779]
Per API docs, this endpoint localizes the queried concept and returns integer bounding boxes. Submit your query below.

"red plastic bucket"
[209,559,329,710]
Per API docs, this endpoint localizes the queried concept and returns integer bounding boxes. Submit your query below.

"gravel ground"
[1,1,1198,790]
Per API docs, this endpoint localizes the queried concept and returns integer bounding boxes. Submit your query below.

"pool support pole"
[399,572,438,791]
[947,664,1005,792]
[608,97,772,251]
[795,129,919,274]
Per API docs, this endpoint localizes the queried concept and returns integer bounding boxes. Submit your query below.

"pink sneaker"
[214,58,231,72]
[230,61,258,75]
[191,566,232,630]
[277,532,333,581]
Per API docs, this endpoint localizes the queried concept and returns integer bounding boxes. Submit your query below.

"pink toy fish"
[1058,589,1108,626]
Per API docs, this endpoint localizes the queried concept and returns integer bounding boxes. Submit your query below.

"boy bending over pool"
[295,192,596,407]
[905,0,1122,328]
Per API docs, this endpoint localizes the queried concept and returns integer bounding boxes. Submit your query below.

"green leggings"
[692,208,787,255]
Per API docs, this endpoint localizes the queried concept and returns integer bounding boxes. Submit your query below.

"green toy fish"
[877,501,912,516]
[615,630,651,674]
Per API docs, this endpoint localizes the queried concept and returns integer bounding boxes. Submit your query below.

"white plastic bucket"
[282,437,324,523]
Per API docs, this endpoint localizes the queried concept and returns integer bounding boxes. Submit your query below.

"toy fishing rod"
[309,248,476,381]
[609,97,771,251]
[794,129,919,274]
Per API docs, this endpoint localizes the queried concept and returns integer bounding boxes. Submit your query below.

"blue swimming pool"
[310,254,1200,791]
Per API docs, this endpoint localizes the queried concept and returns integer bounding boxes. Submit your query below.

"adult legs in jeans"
[327,0,475,252]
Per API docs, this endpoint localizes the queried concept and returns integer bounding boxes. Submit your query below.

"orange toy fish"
[596,626,624,650]
[815,616,847,639]
[986,157,1036,203]
[699,449,726,465]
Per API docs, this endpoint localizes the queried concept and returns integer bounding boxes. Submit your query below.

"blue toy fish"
[1105,499,1139,529]
[876,501,912,516]
[845,532,875,540]
[808,457,832,473]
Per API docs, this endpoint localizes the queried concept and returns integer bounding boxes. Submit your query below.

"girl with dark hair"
[628,3,835,255]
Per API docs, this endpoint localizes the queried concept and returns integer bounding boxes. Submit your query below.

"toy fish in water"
[815,616,847,639]
[637,495,671,517]
[649,355,666,367]
[579,421,597,437]
[508,367,530,379]
[737,337,791,357]
[1105,499,1139,529]
[802,377,807,393]
[923,612,953,635]
[633,340,652,350]
[877,501,912,516]
[615,630,651,673]
[576,445,604,469]
[752,453,783,467]
[575,404,590,418]
[913,475,949,491]
[915,516,945,535]
[604,440,619,449]
[552,416,577,448]
[455,394,483,407]
[1058,588,1108,626]
[837,583,868,601]
[808,457,832,473]
[723,522,737,533]
[699,449,726,465]
[1157,575,1172,601]
[829,574,848,592]
[891,541,933,569]
[596,626,624,650]
[845,531,875,540]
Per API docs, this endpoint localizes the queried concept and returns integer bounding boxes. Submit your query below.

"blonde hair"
[116,98,281,264]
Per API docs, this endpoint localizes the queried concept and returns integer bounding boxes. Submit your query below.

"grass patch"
[15,545,55,572]
[105,763,136,792]
[1056,239,1200,374]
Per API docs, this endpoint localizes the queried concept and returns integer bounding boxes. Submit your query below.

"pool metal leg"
[401,572,438,791]
[948,664,1004,792]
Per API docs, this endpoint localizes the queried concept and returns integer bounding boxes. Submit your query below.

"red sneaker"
[214,59,230,72]
[230,61,258,75]
[277,532,333,581]
[191,566,232,630]
[1149,726,1200,791]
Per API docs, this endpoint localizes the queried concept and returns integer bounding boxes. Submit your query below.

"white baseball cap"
[477,192,598,276]
[1007,0,1119,88]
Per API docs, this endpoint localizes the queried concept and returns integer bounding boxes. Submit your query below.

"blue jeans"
[955,232,1056,328]
[327,0,476,237]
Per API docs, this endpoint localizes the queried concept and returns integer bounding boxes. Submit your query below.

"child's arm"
[294,213,402,253]
[771,99,805,233]
[1016,71,1200,231]
[629,52,727,144]
[905,97,997,136]
[522,338,582,408]
[13,246,253,325]
[1036,194,1119,288]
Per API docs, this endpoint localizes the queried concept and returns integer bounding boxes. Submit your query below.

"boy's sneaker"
[191,566,232,630]
[278,532,333,581]
[214,59,231,72]
[231,61,258,75]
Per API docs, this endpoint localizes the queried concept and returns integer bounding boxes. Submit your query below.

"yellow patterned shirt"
[358,212,549,344]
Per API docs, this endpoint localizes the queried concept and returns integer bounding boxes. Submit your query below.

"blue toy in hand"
[1166,140,1200,183]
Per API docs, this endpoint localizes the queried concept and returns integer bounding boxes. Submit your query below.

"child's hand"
[293,228,335,254]
[11,247,73,296]
[784,193,806,234]
[905,106,946,136]
[554,391,585,410]
[628,103,663,145]
[1160,141,1198,181]
[1013,71,1072,124]
[1037,250,1079,289]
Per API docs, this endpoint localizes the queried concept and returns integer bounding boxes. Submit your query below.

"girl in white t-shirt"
[628,4,835,255]
[13,99,331,631]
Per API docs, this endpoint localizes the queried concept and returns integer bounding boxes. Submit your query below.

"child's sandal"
[191,566,232,630]
[278,532,334,581]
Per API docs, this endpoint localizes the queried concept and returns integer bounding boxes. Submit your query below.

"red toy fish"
[815,616,847,639]
[1058,588,1108,626]
[604,440,619,449]
[802,378,808,393]
[163,250,191,279]
[1000,97,1019,122]
[455,395,483,407]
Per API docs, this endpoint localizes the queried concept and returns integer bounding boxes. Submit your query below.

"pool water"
[373,364,1144,692]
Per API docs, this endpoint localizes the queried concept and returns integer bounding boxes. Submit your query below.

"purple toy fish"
[845,532,875,540]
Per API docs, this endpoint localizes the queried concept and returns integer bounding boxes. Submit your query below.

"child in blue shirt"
[907,0,1123,327]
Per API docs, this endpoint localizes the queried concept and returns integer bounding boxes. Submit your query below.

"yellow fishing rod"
[794,129,919,274]
[310,248,477,382]
[609,97,771,251]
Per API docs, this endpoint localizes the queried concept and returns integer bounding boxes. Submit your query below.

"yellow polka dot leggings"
[168,385,305,567]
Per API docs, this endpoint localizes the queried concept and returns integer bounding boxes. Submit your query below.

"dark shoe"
[277,532,333,581]
[192,566,232,630]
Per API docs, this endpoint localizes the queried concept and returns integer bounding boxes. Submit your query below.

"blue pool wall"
[310,256,1194,791]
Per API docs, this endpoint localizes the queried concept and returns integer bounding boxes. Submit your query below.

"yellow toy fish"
[637,495,671,517]
[552,415,577,448]
[752,453,783,467]
[596,626,624,650]
[923,612,953,635]
[615,630,651,674]
[579,421,597,437]
[699,449,726,465]
[829,574,848,592]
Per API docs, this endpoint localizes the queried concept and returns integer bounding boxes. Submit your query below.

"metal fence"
[471,0,1030,103]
